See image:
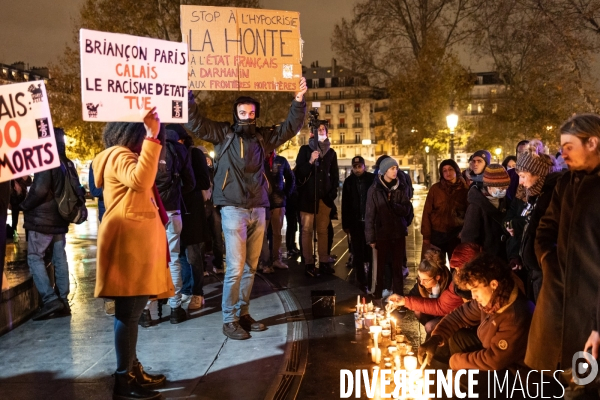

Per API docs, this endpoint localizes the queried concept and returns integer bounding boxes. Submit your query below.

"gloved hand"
[418,335,443,366]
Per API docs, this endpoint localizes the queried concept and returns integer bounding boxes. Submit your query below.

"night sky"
[0,0,359,69]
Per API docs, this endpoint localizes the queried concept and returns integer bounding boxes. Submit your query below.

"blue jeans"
[114,295,149,373]
[166,211,183,308]
[27,231,69,304]
[220,206,266,323]
[180,243,205,296]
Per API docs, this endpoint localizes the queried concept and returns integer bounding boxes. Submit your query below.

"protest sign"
[181,5,303,92]
[0,81,60,183]
[80,28,188,123]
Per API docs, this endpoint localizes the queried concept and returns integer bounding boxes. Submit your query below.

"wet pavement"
[0,187,429,400]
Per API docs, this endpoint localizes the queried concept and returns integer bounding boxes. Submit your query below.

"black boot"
[319,262,335,275]
[170,306,187,324]
[132,359,166,388]
[305,264,320,277]
[138,309,151,328]
[113,371,161,400]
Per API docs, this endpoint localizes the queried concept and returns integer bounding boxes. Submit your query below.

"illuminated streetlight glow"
[425,146,430,154]
[446,113,458,132]
[209,151,215,158]
[495,147,502,156]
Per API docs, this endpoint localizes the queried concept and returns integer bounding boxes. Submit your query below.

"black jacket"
[265,154,295,209]
[342,171,375,230]
[185,99,305,209]
[461,186,508,260]
[365,176,413,244]
[519,172,562,274]
[155,130,196,211]
[295,143,339,213]
[181,147,212,247]
[20,153,72,235]
[526,168,600,371]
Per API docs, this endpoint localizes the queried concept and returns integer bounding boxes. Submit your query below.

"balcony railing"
[352,123,363,128]
[338,123,347,129]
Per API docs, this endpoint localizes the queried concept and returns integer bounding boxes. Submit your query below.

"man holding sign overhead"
[185,77,306,340]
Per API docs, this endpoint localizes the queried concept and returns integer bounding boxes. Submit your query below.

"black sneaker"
[239,314,266,332]
[320,262,335,275]
[223,322,251,340]
[32,299,64,321]
[170,306,187,324]
[138,309,152,328]
[305,264,320,277]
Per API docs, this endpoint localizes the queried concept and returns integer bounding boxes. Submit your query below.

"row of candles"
[355,296,429,399]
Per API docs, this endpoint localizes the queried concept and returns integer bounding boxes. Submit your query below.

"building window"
[355,90,361,97]
[326,92,330,99]
[477,76,483,85]
[354,103,360,113]
[340,147,346,158]
[467,104,472,114]
[312,79,319,88]
[325,78,332,88]
[339,91,344,99]
[491,88,497,96]
[325,105,331,114]
[353,117,361,128]
[492,103,498,114]
[312,92,318,100]
[340,132,345,144]
[355,133,360,144]
[339,77,345,87]
[339,117,346,128]
[339,104,345,113]
[326,119,331,127]
[477,104,484,114]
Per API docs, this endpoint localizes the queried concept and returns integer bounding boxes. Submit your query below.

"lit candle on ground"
[404,355,418,371]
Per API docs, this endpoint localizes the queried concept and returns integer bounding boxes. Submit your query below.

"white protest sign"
[79,28,188,123]
[0,81,60,183]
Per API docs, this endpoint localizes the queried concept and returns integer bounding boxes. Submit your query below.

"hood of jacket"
[93,146,127,190]
[166,129,180,143]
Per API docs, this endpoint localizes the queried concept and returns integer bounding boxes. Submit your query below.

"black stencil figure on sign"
[172,100,183,119]
[35,118,50,138]
[28,84,43,103]
[86,103,102,118]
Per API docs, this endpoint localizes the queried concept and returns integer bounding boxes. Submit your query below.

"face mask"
[234,118,256,135]
[318,133,327,142]
[489,188,507,198]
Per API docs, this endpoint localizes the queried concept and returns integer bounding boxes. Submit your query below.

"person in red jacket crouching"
[387,244,482,337]
[417,252,534,372]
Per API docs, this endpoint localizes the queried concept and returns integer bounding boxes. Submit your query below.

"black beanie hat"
[471,150,491,166]
[438,159,461,179]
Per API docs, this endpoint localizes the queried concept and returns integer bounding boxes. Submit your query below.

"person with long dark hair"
[93,109,174,400]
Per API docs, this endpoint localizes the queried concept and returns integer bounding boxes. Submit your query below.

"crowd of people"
[3,77,600,397]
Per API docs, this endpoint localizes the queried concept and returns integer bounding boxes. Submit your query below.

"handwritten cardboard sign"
[0,81,60,182]
[79,28,188,122]
[181,5,303,92]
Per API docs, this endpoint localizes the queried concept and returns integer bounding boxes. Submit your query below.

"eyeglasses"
[419,277,435,285]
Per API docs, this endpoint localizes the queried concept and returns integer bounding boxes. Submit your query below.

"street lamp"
[425,146,430,188]
[494,147,502,163]
[446,108,458,160]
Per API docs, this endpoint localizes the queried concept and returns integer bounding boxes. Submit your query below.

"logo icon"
[86,103,102,118]
[28,84,44,103]
[172,100,183,119]
[35,118,50,138]
[572,351,599,385]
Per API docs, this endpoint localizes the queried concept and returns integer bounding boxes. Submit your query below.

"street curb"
[259,274,309,400]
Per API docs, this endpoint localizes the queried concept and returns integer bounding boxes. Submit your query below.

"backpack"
[156,142,181,196]
[56,160,88,224]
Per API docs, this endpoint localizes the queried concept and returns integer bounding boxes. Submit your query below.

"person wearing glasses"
[387,249,464,337]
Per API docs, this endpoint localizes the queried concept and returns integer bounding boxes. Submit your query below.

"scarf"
[479,278,514,314]
[525,175,545,201]
[440,175,467,196]
[309,136,331,158]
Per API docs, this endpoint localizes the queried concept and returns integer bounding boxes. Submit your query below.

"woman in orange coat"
[93,108,174,400]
